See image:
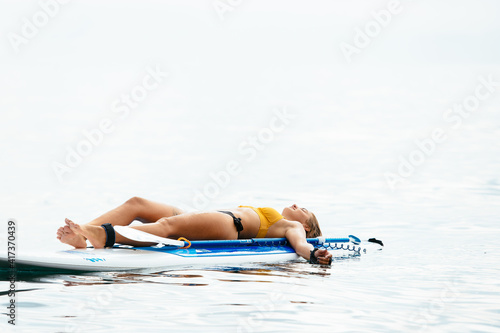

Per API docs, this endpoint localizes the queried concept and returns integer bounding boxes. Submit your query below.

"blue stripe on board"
[147,246,297,257]
[119,237,352,252]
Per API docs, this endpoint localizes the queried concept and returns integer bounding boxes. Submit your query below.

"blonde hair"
[306,212,322,238]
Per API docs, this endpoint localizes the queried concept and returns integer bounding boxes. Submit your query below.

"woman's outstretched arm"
[284,222,332,264]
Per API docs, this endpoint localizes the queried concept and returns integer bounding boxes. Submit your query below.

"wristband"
[309,248,319,264]
[309,247,332,265]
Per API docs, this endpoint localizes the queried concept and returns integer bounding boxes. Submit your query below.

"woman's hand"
[313,248,332,265]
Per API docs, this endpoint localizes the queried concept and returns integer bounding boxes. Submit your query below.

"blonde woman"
[57,197,332,265]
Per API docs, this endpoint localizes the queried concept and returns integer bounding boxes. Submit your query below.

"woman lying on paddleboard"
[56,197,333,265]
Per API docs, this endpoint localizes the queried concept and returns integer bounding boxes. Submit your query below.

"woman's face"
[282,204,311,231]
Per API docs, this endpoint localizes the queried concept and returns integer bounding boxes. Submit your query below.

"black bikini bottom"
[218,211,243,238]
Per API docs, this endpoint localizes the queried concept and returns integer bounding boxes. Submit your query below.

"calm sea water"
[2,67,499,332]
[1,1,500,332]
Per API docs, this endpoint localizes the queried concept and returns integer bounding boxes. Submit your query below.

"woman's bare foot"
[56,219,88,248]
[65,218,107,249]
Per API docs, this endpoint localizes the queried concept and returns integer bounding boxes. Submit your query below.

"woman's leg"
[85,197,184,226]
[65,211,238,248]
[131,212,238,240]
[57,197,184,247]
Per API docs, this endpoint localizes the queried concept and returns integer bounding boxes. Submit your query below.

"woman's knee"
[125,196,147,207]
[156,217,174,237]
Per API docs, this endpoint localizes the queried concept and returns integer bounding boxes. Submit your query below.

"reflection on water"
[8,260,338,287]
[0,288,42,296]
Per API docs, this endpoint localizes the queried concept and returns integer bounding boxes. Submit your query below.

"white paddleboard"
[0,235,381,273]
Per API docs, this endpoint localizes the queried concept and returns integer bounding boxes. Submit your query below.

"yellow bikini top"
[239,206,284,238]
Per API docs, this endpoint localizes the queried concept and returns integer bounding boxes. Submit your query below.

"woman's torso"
[227,206,287,239]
